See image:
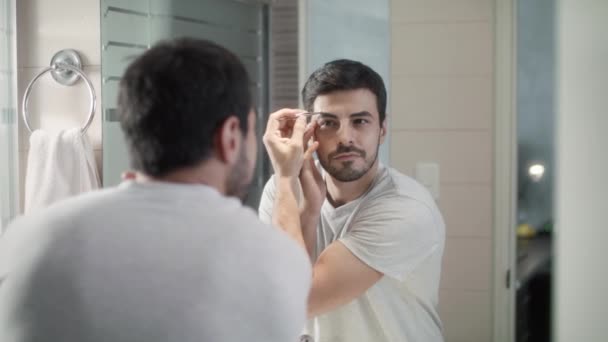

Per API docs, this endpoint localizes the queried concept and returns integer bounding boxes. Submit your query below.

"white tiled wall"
[390,1,494,341]
[16,0,102,209]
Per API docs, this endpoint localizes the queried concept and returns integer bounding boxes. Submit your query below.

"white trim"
[493,0,517,341]
[297,0,307,108]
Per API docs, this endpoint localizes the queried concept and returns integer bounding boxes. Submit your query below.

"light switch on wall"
[415,162,440,200]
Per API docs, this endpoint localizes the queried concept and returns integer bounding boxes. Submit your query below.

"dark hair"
[118,38,251,177]
[302,59,387,124]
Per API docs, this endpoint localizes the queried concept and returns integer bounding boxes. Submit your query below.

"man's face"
[226,110,257,201]
[312,88,386,182]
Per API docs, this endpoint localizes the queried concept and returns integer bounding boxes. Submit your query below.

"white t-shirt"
[0,181,311,342]
[259,164,445,342]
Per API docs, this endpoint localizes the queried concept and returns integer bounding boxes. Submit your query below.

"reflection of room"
[516,0,555,341]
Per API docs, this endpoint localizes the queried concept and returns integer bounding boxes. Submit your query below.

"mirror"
[97,1,473,342]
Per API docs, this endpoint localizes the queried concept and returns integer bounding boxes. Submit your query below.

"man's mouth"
[332,153,361,161]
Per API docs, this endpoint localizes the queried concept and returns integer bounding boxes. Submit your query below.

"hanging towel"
[24,127,100,213]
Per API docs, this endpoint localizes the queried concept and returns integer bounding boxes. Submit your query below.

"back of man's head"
[118,38,251,178]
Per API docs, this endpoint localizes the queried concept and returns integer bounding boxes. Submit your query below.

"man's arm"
[307,241,383,318]
[261,177,376,318]
[259,176,317,262]
[272,176,306,249]
[306,199,440,318]
[262,109,309,253]
[297,126,323,261]
[299,207,319,263]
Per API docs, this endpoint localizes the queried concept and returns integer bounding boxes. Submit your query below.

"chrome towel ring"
[21,49,97,135]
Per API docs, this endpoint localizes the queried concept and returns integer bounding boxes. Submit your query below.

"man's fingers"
[268,108,301,121]
[313,161,324,183]
[291,115,308,144]
[303,120,317,144]
[265,108,302,132]
[303,141,319,161]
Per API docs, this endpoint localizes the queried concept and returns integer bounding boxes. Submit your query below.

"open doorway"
[514,0,555,341]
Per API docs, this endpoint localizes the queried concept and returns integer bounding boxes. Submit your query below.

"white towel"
[24,127,100,214]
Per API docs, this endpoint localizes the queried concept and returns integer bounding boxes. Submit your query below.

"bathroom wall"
[16,0,102,210]
[390,1,495,341]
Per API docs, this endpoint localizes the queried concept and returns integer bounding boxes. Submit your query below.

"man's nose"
[335,123,354,145]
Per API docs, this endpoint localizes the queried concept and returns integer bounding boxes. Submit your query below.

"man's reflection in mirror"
[259,59,446,342]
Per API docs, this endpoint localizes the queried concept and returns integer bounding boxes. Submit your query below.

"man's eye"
[319,120,338,128]
[353,119,369,125]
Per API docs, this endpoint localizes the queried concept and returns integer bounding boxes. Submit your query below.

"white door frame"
[493,0,517,341]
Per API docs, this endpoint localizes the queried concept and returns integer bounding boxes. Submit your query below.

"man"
[259,59,446,342]
[0,38,311,342]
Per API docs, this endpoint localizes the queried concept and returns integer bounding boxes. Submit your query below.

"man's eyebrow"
[316,111,373,118]
[350,111,373,118]
[317,112,339,119]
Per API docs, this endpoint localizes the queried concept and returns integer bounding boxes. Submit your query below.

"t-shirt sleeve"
[257,175,303,226]
[258,176,276,225]
[339,196,441,281]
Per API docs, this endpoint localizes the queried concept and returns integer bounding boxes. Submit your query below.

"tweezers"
[277,112,323,121]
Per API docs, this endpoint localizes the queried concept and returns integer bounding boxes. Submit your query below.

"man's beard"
[319,139,380,182]
[225,147,253,202]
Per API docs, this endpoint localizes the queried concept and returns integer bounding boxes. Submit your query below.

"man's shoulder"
[355,166,444,228]
[368,166,434,205]
[2,187,127,247]
[13,187,123,226]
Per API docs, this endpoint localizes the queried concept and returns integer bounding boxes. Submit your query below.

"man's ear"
[215,116,243,165]
[121,171,137,180]
[379,118,388,144]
